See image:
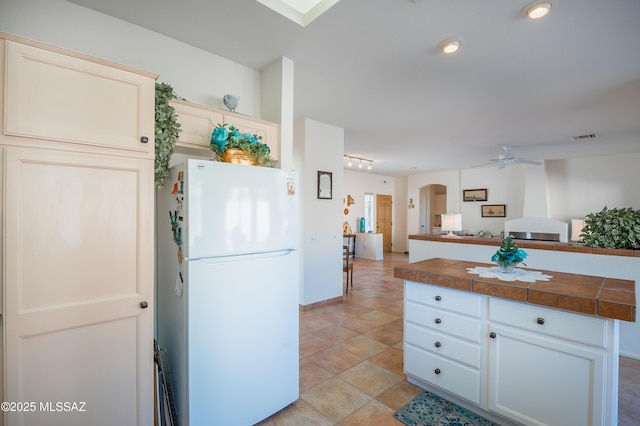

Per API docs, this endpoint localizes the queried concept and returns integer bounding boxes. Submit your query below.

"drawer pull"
[434,341,441,348]
[434,318,442,324]
[435,295,442,301]
[489,332,496,339]
[536,317,545,325]
[434,368,441,375]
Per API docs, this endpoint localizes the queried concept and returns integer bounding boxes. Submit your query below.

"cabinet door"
[488,324,606,426]
[4,41,154,157]
[3,146,154,426]
[224,113,279,161]
[171,99,223,150]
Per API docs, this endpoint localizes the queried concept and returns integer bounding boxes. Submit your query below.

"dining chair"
[343,245,353,293]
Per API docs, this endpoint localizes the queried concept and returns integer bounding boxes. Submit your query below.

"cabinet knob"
[434,368,441,375]
[489,332,496,339]
[434,318,442,324]
[140,136,149,143]
[140,301,148,309]
[536,317,545,325]
[435,295,442,301]
[434,341,441,348]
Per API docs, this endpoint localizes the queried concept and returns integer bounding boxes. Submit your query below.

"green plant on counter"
[581,206,640,249]
[155,82,182,189]
[492,236,527,265]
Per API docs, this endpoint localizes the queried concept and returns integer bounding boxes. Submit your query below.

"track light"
[344,155,373,171]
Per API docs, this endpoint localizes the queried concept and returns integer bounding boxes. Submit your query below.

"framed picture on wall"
[463,188,488,202]
[481,204,506,218]
[317,171,332,199]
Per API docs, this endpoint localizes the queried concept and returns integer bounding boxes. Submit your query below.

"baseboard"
[299,295,343,311]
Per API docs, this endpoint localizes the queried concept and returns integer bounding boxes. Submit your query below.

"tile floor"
[258,252,640,425]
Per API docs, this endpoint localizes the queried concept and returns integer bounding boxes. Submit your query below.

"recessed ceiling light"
[523,1,552,19]
[439,39,462,54]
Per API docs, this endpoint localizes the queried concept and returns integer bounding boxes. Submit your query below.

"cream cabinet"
[0,33,155,426]
[170,99,280,160]
[404,281,619,426]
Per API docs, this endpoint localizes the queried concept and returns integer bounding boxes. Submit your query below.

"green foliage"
[155,82,181,189]
[581,206,640,249]
[210,123,272,167]
[491,236,527,265]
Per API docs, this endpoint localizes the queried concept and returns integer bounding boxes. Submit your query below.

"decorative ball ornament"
[223,94,239,112]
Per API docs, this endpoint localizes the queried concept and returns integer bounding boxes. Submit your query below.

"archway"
[419,184,447,234]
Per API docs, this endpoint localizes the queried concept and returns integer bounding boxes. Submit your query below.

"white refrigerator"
[156,159,299,426]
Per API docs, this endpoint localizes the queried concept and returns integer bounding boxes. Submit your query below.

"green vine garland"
[155,82,181,189]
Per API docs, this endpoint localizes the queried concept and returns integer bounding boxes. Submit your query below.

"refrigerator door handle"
[188,249,295,263]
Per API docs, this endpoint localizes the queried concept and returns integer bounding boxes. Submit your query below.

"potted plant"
[155,82,181,188]
[491,236,527,273]
[210,123,272,167]
[581,206,640,249]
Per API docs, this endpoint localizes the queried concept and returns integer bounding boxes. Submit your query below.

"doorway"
[376,194,392,252]
[419,184,447,234]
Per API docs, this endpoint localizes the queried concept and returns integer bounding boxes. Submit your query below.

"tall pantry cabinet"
[0,33,156,426]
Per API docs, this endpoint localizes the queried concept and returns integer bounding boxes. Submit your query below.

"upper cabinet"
[2,38,155,158]
[170,99,280,161]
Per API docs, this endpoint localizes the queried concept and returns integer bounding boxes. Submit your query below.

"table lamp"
[441,213,462,236]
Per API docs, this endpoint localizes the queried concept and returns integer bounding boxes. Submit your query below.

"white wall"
[0,0,262,116]
[393,176,408,253]
[407,152,640,238]
[294,119,344,306]
[547,153,640,220]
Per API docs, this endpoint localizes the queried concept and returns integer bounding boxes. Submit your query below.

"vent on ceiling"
[571,133,598,141]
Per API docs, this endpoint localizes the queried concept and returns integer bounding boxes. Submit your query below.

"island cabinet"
[170,98,280,161]
[397,258,635,426]
[405,281,618,426]
[0,33,155,426]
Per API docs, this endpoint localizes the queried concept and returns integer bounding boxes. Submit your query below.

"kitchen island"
[395,258,636,426]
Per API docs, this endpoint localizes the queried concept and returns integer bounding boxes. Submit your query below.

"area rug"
[394,391,500,426]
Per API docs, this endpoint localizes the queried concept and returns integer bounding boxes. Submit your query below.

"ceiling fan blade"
[471,160,499,168]
[517,159,543,165]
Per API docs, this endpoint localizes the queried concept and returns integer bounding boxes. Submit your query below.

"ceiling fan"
[473,146,543,169]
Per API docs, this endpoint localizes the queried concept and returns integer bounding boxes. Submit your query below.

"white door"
[2,146,153,426]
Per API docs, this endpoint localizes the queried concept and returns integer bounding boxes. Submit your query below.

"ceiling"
[69,0,640,176]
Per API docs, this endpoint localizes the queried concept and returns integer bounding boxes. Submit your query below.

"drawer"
[488,298,608,347]
[406,282,481,317]
[405,344,481,405]
[405,301,481,343]
[405,323,481,368]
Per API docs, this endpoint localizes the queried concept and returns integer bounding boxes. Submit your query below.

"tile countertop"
[394,258,637,322]
[408,234,640,257]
